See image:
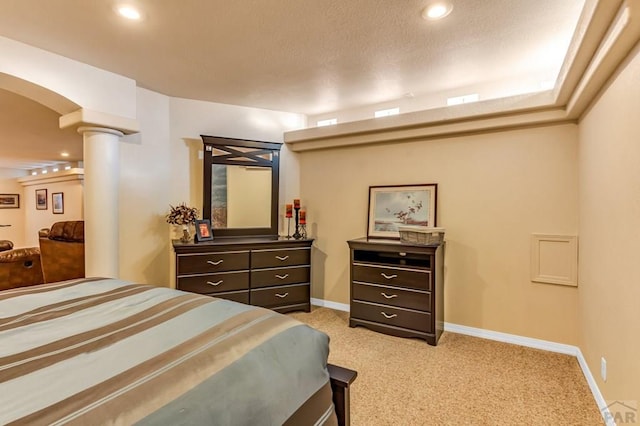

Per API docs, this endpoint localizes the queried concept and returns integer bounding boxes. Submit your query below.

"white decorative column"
[78,126,123,278]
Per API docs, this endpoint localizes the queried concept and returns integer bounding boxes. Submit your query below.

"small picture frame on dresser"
[195,219,213,242]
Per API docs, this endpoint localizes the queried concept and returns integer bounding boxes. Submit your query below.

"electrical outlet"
[601,357,607,382]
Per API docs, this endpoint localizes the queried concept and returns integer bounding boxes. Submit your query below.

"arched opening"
[0,77,84,249]
[0,40,139,280]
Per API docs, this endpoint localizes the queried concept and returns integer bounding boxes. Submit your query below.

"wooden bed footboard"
[328,364,357,426]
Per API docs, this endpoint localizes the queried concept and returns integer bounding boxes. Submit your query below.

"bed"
[0,278,355,425]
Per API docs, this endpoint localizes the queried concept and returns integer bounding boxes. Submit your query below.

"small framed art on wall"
[52,192,64,214]
[36,189,47,210]
[0,194,19,209]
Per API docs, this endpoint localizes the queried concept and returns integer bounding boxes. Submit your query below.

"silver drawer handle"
[381,292,398,299]
[275,274,289,280]
[275,255,289,261]
[207,280,223,286]
[381,312,397,319]
[207,260,224,266]
[381,273,397,279]
[275,293,289,298]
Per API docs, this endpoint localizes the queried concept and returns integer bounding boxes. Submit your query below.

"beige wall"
[116,92,303,287]
[117,90,305,287]
[118,88,172,286]
[1,35,137,118]
[578,44,640,405]
[0,169,26,246]
[299,123,580,344]
[168,96,306,216]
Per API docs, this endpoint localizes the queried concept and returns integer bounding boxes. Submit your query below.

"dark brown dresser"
[347,238,444,345]
[173,237,313,313]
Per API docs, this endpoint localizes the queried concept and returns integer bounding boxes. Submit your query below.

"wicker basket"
[398,226,445,246]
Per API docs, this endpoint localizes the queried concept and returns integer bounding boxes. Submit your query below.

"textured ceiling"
[0,0,586,169]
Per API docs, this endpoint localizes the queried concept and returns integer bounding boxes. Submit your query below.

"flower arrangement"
[166,203,198,226]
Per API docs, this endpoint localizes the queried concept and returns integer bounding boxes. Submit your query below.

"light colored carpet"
[290,307,603,426]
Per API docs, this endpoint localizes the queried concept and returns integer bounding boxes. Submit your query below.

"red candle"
[285,204,293,218]
[299,209,306,224]
[293,199,301,209]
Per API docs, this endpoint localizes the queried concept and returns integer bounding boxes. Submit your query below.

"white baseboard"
[309,298,610,424]
[444,322,610,425]
[575,348,613,425]
[310,297,350,312]
[443,322,578,355]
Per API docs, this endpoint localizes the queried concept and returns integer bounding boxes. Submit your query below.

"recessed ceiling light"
[422,2,453,20]
[117,5,141,20]
[61,152,70,157]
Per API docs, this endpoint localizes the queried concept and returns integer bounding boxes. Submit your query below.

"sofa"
[39,221,85,283]
[0,246,45,290]
[0,240,14,252]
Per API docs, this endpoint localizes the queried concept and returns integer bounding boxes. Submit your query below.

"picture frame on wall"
[0,194,19,209]
[195,219,214,242]
[35,189,48,210]
[367,183,437,239]
[52,192,64,214]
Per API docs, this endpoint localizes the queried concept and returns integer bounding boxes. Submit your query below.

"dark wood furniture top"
[347,237,444,346]
[173,237,313,313]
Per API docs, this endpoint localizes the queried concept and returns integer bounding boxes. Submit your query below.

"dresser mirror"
[202,135,281,238]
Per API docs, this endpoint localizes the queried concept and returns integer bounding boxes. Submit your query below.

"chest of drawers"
[347,238,444,346]
[173,238,313,313]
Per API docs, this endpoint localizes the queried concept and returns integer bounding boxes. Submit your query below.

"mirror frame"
[202,135,282,239]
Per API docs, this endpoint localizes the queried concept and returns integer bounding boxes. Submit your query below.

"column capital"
[60,108,139,134]
[77,126,124,138]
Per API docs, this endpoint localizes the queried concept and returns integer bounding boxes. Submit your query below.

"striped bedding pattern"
[0,278,337,425]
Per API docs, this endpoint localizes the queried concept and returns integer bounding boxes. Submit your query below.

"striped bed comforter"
[0,278,337,425]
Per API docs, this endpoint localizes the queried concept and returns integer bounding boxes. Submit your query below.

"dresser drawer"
[352,264,431,291]
[251,266,310,289]
[177,251,249,274]
[177,271,249,294]
[252,247,310,268]
[251,284,309,308]
[352,283,431,312]
[351,300,432,333]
